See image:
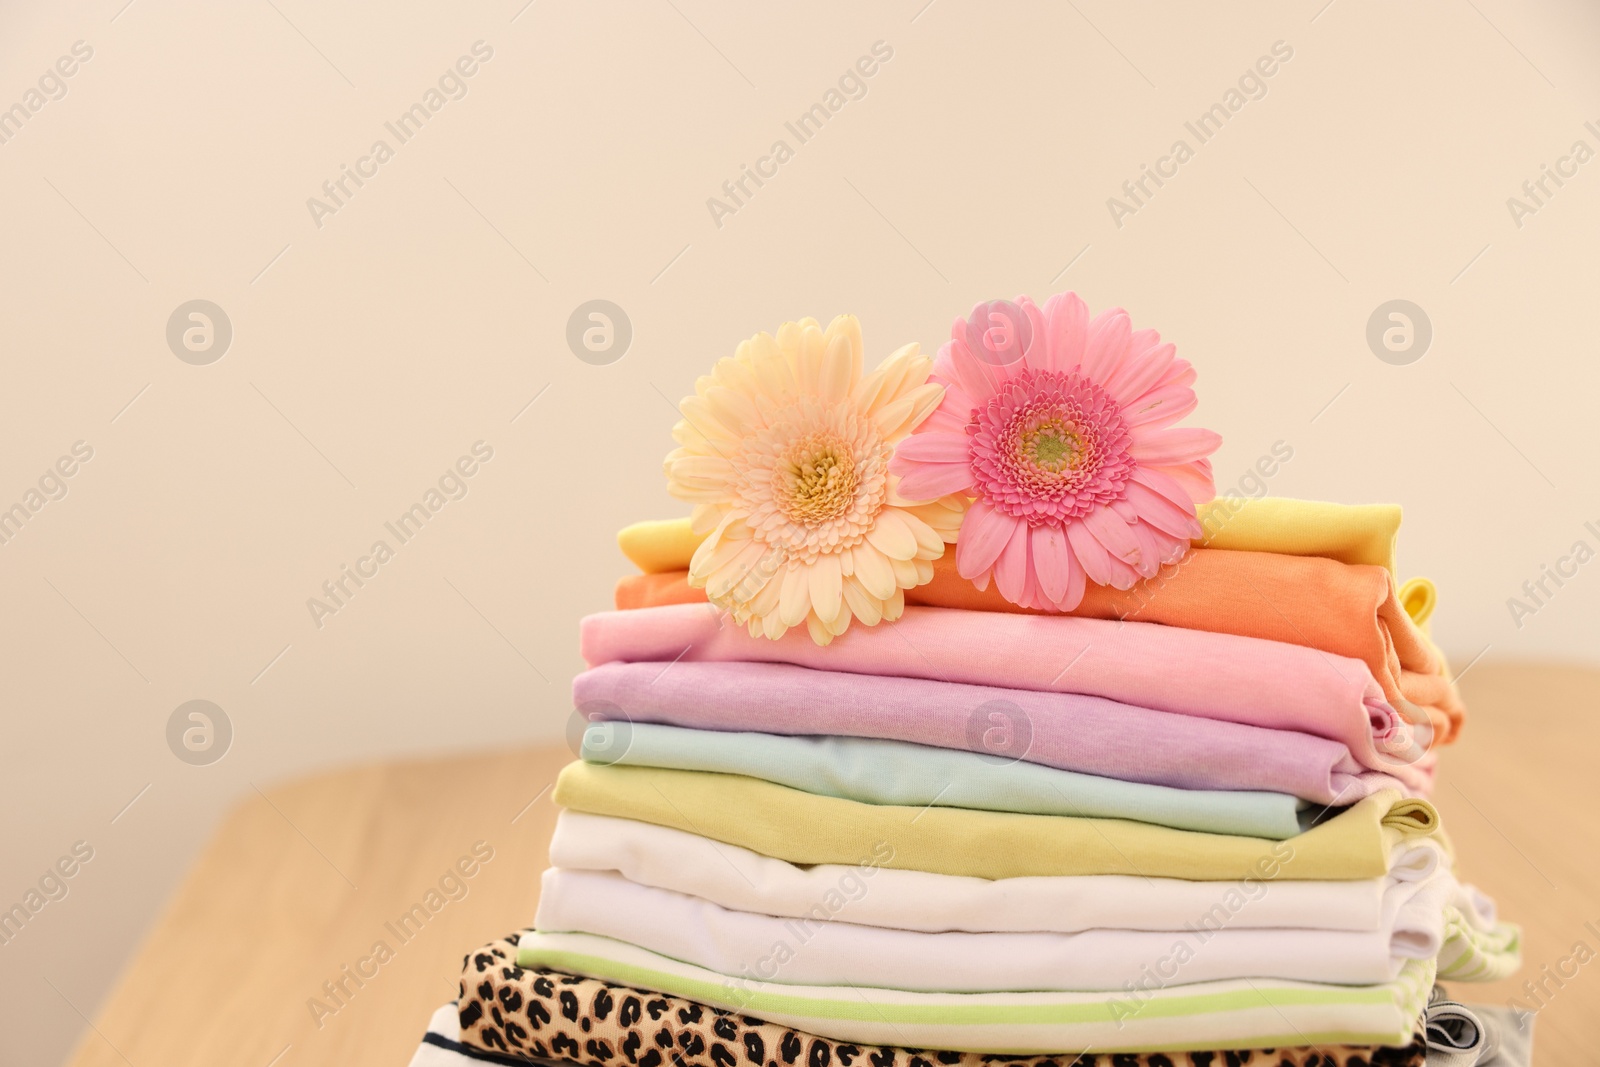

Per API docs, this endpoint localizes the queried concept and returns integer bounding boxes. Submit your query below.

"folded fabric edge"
[581,721,1310,840]
[512,931,1434,1054]
[619,499,1405,576]
[453,934,1434,1065]
[411,1002,533,1067]
[534,864,1465,992]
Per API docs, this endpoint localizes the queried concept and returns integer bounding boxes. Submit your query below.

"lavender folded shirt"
[580,604,1433,793]
[574,660,1423,803]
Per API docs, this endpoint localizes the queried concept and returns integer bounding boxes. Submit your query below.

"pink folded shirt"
[580,603,1434,793]
[574,660,1425,804]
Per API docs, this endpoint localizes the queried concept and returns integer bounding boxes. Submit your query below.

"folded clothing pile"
[410,496,1520,1065]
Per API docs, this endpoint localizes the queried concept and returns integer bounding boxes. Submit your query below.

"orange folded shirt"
[614,548,1465,744]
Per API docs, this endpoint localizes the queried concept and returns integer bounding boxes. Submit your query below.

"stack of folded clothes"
[413,296,1522,1066]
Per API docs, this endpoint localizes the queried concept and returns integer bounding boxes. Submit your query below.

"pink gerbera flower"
[889,293,1221,611]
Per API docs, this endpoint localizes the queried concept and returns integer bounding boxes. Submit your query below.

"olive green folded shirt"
[552,762,1438,881]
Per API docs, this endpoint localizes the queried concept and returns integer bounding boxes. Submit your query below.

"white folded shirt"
[549,810,1446,934]
[406,1004,480,1067]
[516,930,1438,1053]
[535,864,1458,991]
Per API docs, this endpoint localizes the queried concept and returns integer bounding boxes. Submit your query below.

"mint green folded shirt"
[582,722,1310,839]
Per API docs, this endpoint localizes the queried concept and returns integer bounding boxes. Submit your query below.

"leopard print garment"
[457,933,1425,1067]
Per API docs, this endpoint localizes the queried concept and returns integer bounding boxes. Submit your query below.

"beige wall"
[2,1,1598,1063]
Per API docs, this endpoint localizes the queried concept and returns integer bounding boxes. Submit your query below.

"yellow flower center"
[775,435,858,525]
[1023,421,1082,473]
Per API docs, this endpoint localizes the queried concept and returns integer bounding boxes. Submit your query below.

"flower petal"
[701,539,770,598]
[818,331,857,403]
[894,463,974,503]
[1102,341,1176,409]
[675,396,740,444]
[893,430,971,465]
[666,455,735,487]
[852,542,896,599]
[1129,426,1223,465]
[1066,518,1116,586]
[1016,547,1039,609]
[1151,459,1216,508]
[746,332,793,397]
[963,299,1033,369]
[778,564,811,626]
[920,401,971,435]
[791,321,826,394]
[993,519,1031,604]
[955,500,1018,580]
[1018,295,1048,364]
[864,508,919,561]
[841,576,882,626]
[1130,465,1201,513]
[897,497,966,542]
[1124,519,1167,579]
[890,555,921,587]
[1101,550,1144,590]
[1080,504,1142,564]
[873,382,945,440]
[941,335,1003,408]
[701,384,762,437]
[746,570,783,618]
[1080,308,1131,382]
[1029,523,1072,606]
[892,507,948,559]
[1061,537,1087,608]
[1040,291,1088,374]
[1124,481,1203,540]
[854,342,919,413]
[761,610,788,641]
[824,314,864,374]
[808,552,843,624]
[1123,383,1198,429]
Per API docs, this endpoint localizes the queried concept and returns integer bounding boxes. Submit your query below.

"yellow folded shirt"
[553,763,1437,881]
[1194,497,1401,574]
[615,518,704,576]
[618,497,1402,577]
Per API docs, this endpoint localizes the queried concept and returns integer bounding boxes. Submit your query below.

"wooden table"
[1426,664,1600,1066]
[66,664,1599,1067]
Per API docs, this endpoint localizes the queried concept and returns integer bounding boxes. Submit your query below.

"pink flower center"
[968,369,1134,524]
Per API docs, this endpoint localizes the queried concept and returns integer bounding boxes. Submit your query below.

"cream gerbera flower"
[665,315,963,644]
